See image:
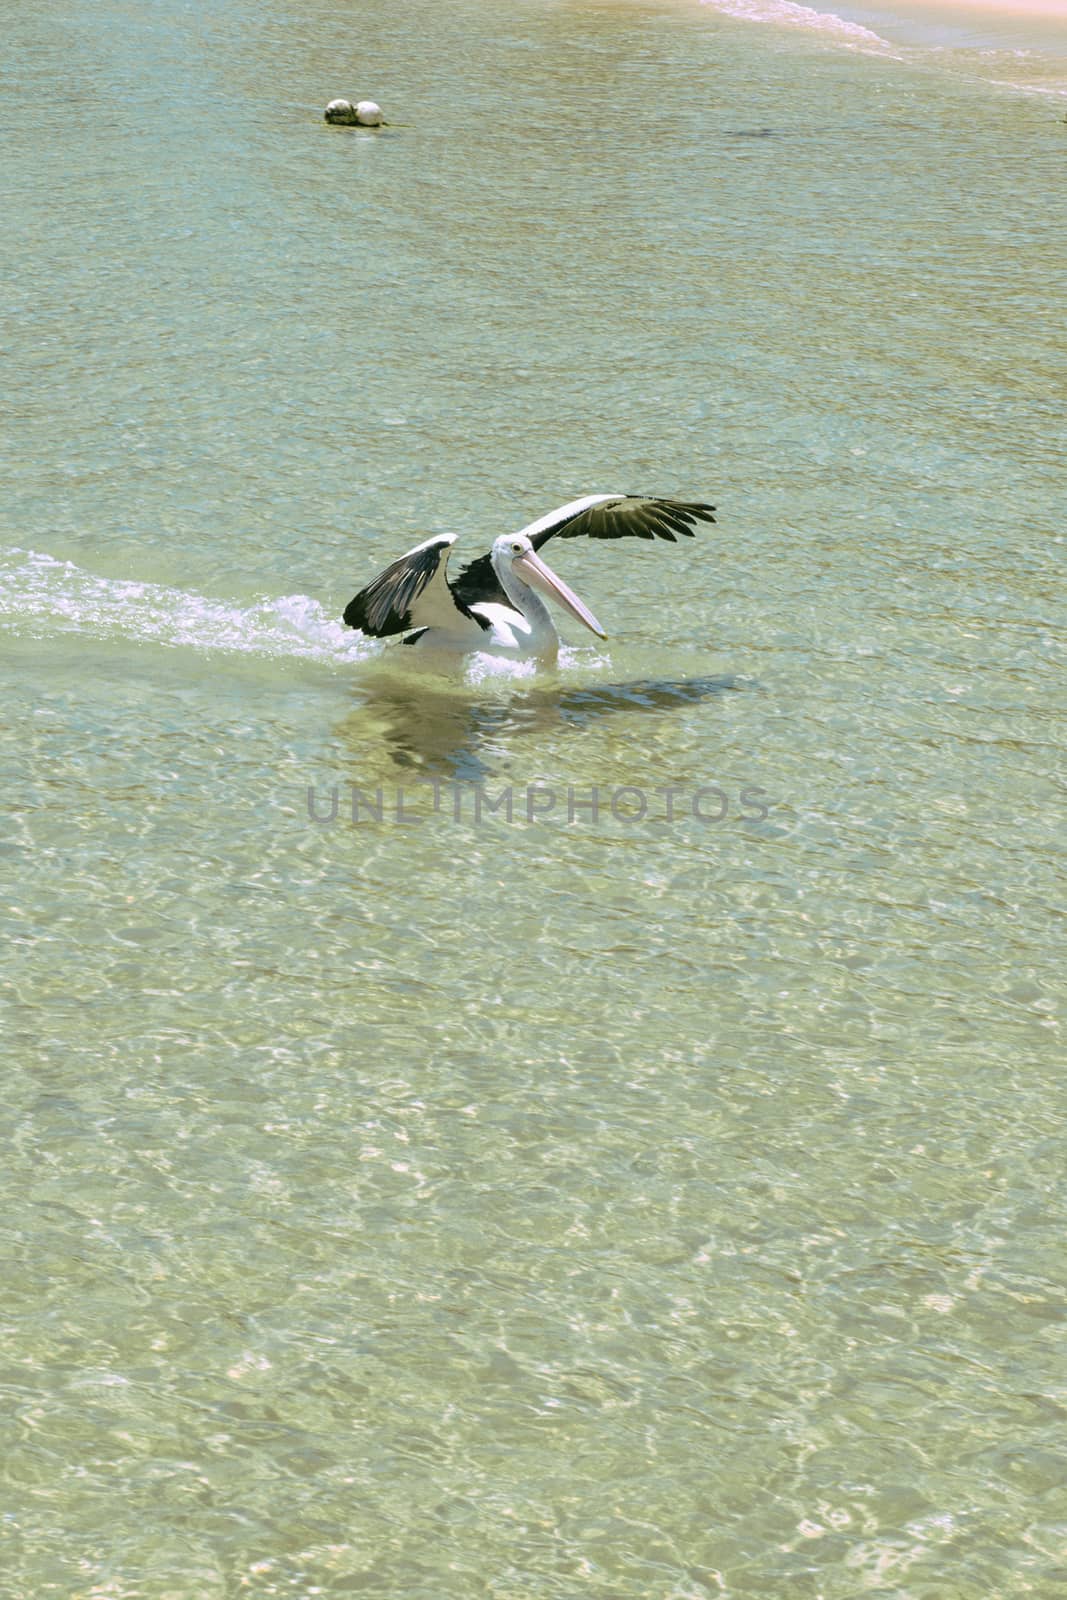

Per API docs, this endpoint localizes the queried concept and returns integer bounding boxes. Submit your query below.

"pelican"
[342,494,716,659]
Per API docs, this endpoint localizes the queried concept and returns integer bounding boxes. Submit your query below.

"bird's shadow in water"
[337,670,742,784]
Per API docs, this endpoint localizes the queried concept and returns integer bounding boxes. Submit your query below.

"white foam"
[701,0,891,48]
[464,642,613,686]
[0,547,372,666]
[986,73,1067,98]
[466,651,539,684]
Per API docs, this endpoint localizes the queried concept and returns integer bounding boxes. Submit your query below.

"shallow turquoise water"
[2,1,1064,1596]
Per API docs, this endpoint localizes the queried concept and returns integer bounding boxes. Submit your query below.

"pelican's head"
[492,534,607,640]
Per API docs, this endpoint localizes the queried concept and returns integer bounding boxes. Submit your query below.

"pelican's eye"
[511,542,524,553]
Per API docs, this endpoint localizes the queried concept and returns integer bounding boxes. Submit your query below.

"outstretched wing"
[451,494,716,610]
[528,494,716,548]
[343,534,462,637]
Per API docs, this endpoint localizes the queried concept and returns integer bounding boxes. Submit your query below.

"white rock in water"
[324,98,357,125]
[354,100,383,126]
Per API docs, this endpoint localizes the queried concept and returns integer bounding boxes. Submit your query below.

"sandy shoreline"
[835,0,1067,33]
[877,0,1067,15]
[700,0,1067,55]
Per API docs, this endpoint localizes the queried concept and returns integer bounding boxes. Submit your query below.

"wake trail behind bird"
[0,548,372,667]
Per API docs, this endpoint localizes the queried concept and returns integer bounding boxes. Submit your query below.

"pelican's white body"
[406,534,600,661]
[466,593,561,660]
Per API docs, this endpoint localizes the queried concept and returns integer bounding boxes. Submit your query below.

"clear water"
[2,1,1064,1595]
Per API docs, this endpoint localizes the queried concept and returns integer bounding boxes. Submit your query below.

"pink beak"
[513,550,607,640]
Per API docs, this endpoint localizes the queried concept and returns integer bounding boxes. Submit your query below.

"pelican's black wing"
[529,494,716,549]
[343,534,464,638]
[450,494,716,610]
[448,550,503,611]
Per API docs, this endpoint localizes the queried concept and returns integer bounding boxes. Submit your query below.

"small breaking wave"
[700,0,891,49]
[0,547,371,667]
